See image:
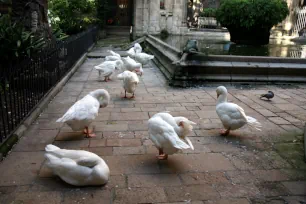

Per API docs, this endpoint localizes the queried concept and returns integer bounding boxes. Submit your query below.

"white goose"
[56,89,110,137]
[105,55,121,61]
[134,43,142,54]
[94,60,123,81]
[45,144,110,186]
[107,50,120,58]
[117,70,139,98]
[134,52,154,65]
[148,112,196,160]
[126,47,136,58]
[216,86,262,136]
[121,56,143,76]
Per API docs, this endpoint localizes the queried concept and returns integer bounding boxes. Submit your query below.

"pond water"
[157,35,306,58]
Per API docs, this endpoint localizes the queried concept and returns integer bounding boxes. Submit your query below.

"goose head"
[92,159,110,185]
[134,43,142,53]
[216,86,227,98]
[89,89,110,108]
[133,65,143,76]
[115,60,124,70]
[174,117,196,137]
[216,86,228,104]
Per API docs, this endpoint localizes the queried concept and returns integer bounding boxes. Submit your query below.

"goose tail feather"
[246,116,262,131]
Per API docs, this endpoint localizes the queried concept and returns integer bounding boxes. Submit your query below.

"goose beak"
[217,93,220,98]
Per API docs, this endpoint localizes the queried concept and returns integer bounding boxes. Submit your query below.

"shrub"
[200,8,217,17]
[216,0,289,29]
[49,0,97,35]
[0,14,45,66]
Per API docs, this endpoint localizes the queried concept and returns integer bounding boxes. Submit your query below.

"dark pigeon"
[260,91,274,100]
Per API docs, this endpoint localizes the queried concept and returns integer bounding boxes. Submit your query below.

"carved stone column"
[182,0,188,26]
[12,0,51,39]
[172,0,188,34]
[148,0,161,34]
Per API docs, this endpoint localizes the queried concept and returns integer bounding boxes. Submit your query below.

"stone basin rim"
[146,34,306,63]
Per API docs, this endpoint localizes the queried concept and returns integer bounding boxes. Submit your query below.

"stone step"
[106,26,130,36]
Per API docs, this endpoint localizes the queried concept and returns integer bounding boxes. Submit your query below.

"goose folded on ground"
[117,70,139,98]
[148,112,196,160]
[215,86,262,136]
[105,55,121,61]
[134,52,154,66]
[45,144,110,186]
[107,50,120,58]
[94,60,123,82]
[121,56,143,76]
[56,89,110,137]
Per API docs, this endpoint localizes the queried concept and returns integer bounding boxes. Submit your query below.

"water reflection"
[157,35,306,58]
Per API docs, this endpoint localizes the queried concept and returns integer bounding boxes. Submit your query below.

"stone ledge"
[145,34,306,87]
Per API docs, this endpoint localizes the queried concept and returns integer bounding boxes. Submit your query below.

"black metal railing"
[0,26,99,144]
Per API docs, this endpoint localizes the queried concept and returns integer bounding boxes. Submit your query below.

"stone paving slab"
[0,45,306,203]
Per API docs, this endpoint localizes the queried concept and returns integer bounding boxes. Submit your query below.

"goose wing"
[216,102,247,129]
[148,116,190,150]
[56,95,99,123]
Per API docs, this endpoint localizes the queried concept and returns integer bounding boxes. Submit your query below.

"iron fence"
[0,26,99,144]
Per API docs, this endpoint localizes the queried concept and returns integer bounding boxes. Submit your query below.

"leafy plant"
[49,0,98,35]
[0,14,45,66]
[200,8,217,17]
[52,28,69,41]
[216,0,289,29]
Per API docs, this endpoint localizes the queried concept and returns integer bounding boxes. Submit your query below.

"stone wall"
[133,0,302,38]
[133,0,188,37]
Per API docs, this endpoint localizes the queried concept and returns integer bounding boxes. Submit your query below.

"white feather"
[121,56,142,72]
[107,50,120,58]
[56,89,110,131]
[117,71,139,94]
[94,60,123,77]
[148,112,195,155]
[216,86,262,131]
[127,47,136,58]
[134,52,154,65]
[134,43,142,54]
[105,55,121,61]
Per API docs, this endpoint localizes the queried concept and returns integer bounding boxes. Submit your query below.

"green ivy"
[216,0,289,29]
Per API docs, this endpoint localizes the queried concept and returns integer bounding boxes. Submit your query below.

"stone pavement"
[0,44,306,204]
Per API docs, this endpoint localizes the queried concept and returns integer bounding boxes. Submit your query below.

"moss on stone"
[274,143,306,169]
[0,135,19,160]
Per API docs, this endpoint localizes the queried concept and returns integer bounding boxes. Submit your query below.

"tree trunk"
[11,0,52,39]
